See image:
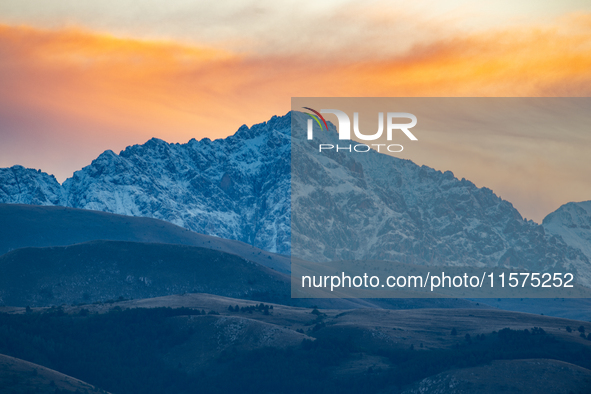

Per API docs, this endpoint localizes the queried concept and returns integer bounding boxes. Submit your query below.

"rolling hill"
[0,353,109,394]
[0,203,290,273]
[1,293,591,394]
[0,240,290,307]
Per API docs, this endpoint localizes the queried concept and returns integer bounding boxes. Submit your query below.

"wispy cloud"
[0,12,590,219]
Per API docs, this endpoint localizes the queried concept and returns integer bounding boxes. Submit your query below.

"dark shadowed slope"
[0,203,290,273]
[0,240,290,307]
[0,237,484,310]
[0,353,109,393]
[0,203,490,311]
[3,293,591,394]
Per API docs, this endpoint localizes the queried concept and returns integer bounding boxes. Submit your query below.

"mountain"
[0,165,63,206]
[1,112,589,282]
[543,200,591,262]
[0,117,291,255]
[0,203,290,273]
[62,126,291,255]
[289,112,590,284]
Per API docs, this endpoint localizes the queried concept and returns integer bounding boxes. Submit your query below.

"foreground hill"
[0,353,109,394]
[0,240,290,307]
[1,293,591,394]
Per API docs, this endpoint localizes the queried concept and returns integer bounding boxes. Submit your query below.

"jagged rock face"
[290,112,589,283]
[0,165,63,206]
[1,116,291,254]
[0,112,589,283]
[62,116,291,255]
[543,201,591,262]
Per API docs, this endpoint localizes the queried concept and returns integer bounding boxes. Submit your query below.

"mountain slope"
[3,293,591,394]
[0,203,290,273]
[0,354,108,394]
[0,165,63,206]
[1,112,589,281]
[0,353,110,393]
[0,237,486,310]
[0,117,291,255]
[543,200,591,262]
[290,111,590,282]
[0,240,290,307]
[63,120,291,255]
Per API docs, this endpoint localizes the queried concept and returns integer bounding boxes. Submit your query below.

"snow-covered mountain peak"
[0,165,63,206]
[543,201,591,262]
[0,112,589,284]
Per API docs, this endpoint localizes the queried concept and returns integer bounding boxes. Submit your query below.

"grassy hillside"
[1,293,590,394]
[401,359,591,394]
[0,204,290,273]
[0,353,109,394]
[0,240,290,307]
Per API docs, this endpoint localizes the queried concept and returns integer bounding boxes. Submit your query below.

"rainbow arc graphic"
[303,107,328,131]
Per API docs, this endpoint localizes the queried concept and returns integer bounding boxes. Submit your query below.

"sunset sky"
[1,0,591,222]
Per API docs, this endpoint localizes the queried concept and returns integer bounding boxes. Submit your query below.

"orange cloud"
[0,15,590,183]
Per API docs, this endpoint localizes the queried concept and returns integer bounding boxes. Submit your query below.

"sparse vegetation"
[0,308,590,394]
[229,303,272,315]
[372,327,591,390]
[0,308,202,394]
